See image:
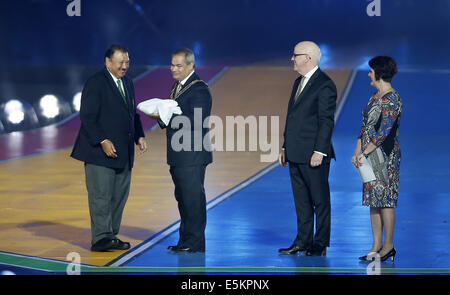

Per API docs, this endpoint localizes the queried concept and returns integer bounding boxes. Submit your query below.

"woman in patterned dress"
[352,56,402,262]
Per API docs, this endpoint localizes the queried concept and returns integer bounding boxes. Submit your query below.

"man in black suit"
[151,48,212,253]
[278,41,337,256]
[71,45,147,252]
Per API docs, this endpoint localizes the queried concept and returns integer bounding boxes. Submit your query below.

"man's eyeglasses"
[293,53,311,59]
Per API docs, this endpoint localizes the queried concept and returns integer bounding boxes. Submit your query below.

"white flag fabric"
[137,98,182,125]
[356,156,377,183]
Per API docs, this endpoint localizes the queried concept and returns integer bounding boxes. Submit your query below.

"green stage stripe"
[0,252,68,273]
[1,252,449,274]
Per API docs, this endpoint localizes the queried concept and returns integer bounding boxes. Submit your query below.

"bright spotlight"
[4,99,25,124]
[0,98,40,132]
[39,94,60,119]
[33,93,72,127]
[72,92,82,112]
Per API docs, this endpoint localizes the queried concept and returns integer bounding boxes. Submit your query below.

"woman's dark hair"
[104,44,128,60]
[368,56,397,82]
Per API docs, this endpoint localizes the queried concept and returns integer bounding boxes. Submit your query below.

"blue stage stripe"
[123,70,450,273]
[113,69,354,268]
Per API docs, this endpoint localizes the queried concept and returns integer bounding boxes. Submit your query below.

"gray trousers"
[85,162,131,245]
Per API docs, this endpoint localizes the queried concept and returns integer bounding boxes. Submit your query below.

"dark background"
[1,0,449,131]
[2,0,450,68]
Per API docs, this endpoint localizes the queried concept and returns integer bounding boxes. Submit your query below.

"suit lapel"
[103,68,129,110]
[287,77,301,110]
[122,78,133,111]
[182,72,200,92]
[172,72,200,100]
[292,68,321,107]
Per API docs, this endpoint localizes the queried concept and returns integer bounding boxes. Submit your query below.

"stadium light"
[33,93,73,127]
[39,94,60,119]
[72,92,82,112]
[4,99,25,124]
[0,98,40,132]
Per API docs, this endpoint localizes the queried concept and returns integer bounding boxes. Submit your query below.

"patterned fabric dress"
[359,91,402,208]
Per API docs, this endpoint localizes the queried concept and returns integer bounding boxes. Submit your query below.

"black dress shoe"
[278,245,307,255]
[91,237,115,252]
[306,245,327,256]
[168,245,178,250]
[112,239,131,250]
[172,246,204,253]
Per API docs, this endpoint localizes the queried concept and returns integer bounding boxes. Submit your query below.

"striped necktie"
[294,76,305,103]
[175,82,182,97]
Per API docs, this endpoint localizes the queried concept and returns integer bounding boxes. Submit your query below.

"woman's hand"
[351,153,358,168]
[351,153,364,168]
[352,153,367,168]
[352,139,363,168]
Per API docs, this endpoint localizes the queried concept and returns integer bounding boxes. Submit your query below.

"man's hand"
[146,113,160,120]
[310,152,323,167]
[137,137,147,155]
[279,149,287,167]
[101,139,118,158]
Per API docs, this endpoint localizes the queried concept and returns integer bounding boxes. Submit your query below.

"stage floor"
[1,68,449,275]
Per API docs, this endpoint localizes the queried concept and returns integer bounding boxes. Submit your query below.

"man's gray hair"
[173,48,195,65]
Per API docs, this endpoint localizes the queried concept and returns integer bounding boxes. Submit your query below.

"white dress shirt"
[300,65,318,93]
[107,69,125,95]
[179,70,195,86]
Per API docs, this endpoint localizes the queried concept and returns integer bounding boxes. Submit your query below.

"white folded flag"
[137,98,182,125]
[356,156,377,183]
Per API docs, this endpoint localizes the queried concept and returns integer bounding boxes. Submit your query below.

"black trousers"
[288,161,331,249]
[169,165,207,251]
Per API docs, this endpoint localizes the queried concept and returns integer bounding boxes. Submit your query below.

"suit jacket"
[71,67,145,169]
[282,68,337,164]
[158,72,213,167]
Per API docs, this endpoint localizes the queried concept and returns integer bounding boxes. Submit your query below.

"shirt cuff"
[314,151,327,157]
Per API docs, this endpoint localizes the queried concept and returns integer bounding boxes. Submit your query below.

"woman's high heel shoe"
[358,247,382,261]
[379,248,396,262]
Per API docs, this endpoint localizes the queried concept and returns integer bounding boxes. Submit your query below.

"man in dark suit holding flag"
[151,48,212,253]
